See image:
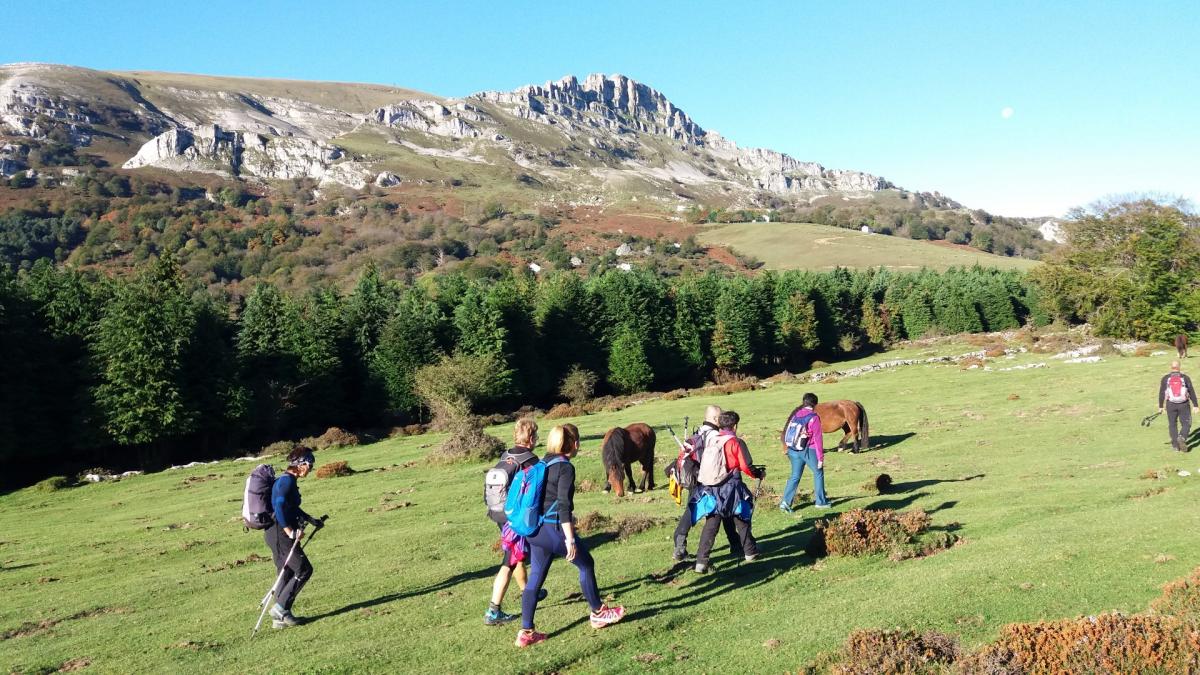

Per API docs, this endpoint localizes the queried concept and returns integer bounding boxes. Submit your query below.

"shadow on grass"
[888,473,985,494]
[306,566,495,621]
[863,432,917,451]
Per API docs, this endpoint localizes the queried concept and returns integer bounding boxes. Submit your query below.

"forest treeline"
[0,258,1041,479]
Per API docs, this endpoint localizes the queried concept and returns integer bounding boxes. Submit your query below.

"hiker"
[1158,360,1199,452]
[263,446,322,629]
[779,392,831,512]
[515,424,625,647]
[692,411,762,573]
[672,405,738,562]
[483,418,548,625]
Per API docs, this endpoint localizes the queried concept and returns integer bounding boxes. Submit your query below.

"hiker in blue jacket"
[263,446,321,629]
[515,425,626,648]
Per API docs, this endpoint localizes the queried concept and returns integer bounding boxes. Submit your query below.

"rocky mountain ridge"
[0,63,896,207]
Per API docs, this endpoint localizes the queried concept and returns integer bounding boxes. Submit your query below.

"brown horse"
[1177,334,1189,359]
[601,423,656,497]
[814,400,870,453]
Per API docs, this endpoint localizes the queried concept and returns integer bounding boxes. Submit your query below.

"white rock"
[528,262,542,273]
[1179,470,1191,477]
[569,256,583,267]
[617,262,632,271]
[374,171,401,187]
[615,243,633,256]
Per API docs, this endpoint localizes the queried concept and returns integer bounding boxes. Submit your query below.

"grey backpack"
[484,451,534,526]
[242,464,276,530]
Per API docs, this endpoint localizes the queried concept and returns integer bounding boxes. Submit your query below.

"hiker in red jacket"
[692,411,762,573]
[1158,360,1199,452]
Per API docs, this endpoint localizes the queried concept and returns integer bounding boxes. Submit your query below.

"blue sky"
[5,1,1197,217]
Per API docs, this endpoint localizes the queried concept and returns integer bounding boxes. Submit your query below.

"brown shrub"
[576,478,602,493]
[890,531,962,561]
[959,357,985,369]
[964,333,994,347]
[259,440,294,457]
[306,427,360,450]
[1135,345,1153,357]
[1141,468,1168,480]
[1151,566,1200,625]
[545,403,587,420]
[1097,338,1120,356]
[811,360,830,369]
[1007,393,1020,401]
[708,378,759,395]
[573,511,669,540]
[575,511,612,534]
[809,508,930,558]
[958,614,1200,674]
[662,388,689,401]
[403,424,427,436]
[814,628,960,675]
[316,461,353,479]
[427,417,505,464]
[821,376,840,385]
[984,346,1007,358]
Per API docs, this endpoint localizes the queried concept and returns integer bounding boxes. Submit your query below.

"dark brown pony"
[814,400,870,453]
[1177,334,1188,359]
[601,423,656,497]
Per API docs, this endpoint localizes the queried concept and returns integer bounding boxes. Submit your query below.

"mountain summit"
[0,63,893,207]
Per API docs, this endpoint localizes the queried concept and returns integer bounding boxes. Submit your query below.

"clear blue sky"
[5,1,1198,217]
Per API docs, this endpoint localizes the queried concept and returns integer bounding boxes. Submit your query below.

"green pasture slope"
[699,221,1039,272]
[3,340,1199,673]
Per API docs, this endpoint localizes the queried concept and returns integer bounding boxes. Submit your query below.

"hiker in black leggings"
[264,446,321,628]
[515,425,625,647]
[1158,360,1199,452]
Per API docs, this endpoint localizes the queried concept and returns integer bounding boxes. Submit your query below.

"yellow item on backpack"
[668,474,683,505]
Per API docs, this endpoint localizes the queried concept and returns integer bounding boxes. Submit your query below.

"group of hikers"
[243,391,836,645]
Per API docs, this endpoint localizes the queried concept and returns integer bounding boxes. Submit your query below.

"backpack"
[783,408,817,451]
[504,456,567,536]
[1167,373,1190,404]
[698,432,737,486]
[484,451,535,526]
[241,463,276,530]
[672,428,707,490]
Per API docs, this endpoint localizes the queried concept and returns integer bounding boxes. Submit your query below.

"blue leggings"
[521,523,601,630]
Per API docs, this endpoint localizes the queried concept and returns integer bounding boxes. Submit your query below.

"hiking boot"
[694,562,711,574]
[484,608,519,625]
[779,502,794,514]
[589,605,626,629]
[744,552,759,562]
[514,629,547,647]
[672,534,689,562]
[269,604,299,628]
[814,503,833,509]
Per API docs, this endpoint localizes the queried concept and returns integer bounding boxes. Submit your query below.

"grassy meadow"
[698,221,1040,272]
[3,338,1198,673]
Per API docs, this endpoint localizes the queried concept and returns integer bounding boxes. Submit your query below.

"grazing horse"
[814,400,870,453]
[601,423,656,497]
[1177,334,1189,359]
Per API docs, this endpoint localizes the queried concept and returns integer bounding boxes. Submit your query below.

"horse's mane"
[600,427,626,470]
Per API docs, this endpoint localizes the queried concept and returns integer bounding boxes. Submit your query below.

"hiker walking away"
[263,446,322,628]
[483,418,548,625]
[779,392,831,512]
[515,425,625,647]
[672,405,729,562]
[1158,360,1199,452]
[693,411,762,573]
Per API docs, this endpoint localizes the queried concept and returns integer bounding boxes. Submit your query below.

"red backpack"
[1167,373,1190,404]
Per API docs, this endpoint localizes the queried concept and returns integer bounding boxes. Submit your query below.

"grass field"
[3,339,1198,673]
[699,221,1040,272]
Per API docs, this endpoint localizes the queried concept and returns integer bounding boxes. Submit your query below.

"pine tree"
[93,254,196,446]
[236,283,306,438]
[452,282,513,398]
[861,296,889,347]
[372,288,444,417]
[608,324,653,394]
[711,278,756,374]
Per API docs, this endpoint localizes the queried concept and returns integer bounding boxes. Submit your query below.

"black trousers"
[1167,401,1192,449]
[674,497,738,551]
[264,524,313,611]
[695,515,757,566]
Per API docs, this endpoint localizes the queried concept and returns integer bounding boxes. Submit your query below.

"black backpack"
[242,464,276,530]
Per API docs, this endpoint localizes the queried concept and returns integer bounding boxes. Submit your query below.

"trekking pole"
[250,515,328,638]
[1141,412,1162,427]
[751,464,766,501]
[664,425,687,452]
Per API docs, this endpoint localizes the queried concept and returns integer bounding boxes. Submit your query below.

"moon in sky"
[1001,106,1015,119]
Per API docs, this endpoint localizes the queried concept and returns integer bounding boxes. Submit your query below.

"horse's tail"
[857,402,870,451]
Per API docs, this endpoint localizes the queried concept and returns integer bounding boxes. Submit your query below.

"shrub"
[260,440,294,457]
[860,473,893,494]
[1151,566,1200,625]
[315,461,353,479]
[810,628,960,675]
[33,476,73,492]
[428,416,504,464]
[309,427,360,450]
[959,356,985,369]
[545,403,587,420]
[558,366,598,404]
[575,511,613,534]
[414,352,506,428]
[959,613,1200,674]
[984,346,1007,358]
[809,508,930,558]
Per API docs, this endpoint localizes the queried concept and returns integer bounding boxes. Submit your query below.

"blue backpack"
[504,456,567,536]
[783,408,816,451]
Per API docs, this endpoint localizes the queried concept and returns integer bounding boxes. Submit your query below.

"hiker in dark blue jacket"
[264,446,321,629]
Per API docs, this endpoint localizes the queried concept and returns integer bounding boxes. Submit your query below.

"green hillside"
[699,221,1040,271]
[2,338,1195,673]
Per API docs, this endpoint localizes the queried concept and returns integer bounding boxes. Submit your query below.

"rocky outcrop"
[370,100,491,138]
[374,171,400,187]
[123,124,365,186]
[0,68,97,144]
[0,142,28,176]
[1039,220,1065,244]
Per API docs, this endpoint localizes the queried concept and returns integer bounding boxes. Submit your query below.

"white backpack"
[698,432,737,486]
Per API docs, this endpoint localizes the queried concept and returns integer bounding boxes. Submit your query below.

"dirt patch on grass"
[575,511,670,540]
[367,492,414,513]
[178,473,223,488]
[201,553,269,573]
[1130,486,1169,500]
[57,657,91,672]
[167,640,222,651]
[2,607,126,641]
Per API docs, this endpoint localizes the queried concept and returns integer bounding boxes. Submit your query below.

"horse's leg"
[626,463,640,493]
[839,423,850,452]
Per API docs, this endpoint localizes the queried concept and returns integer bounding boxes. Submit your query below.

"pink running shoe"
[514,629,547,648]
[589,605,626,629]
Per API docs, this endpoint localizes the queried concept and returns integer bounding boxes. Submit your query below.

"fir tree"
[608,324,653,394]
